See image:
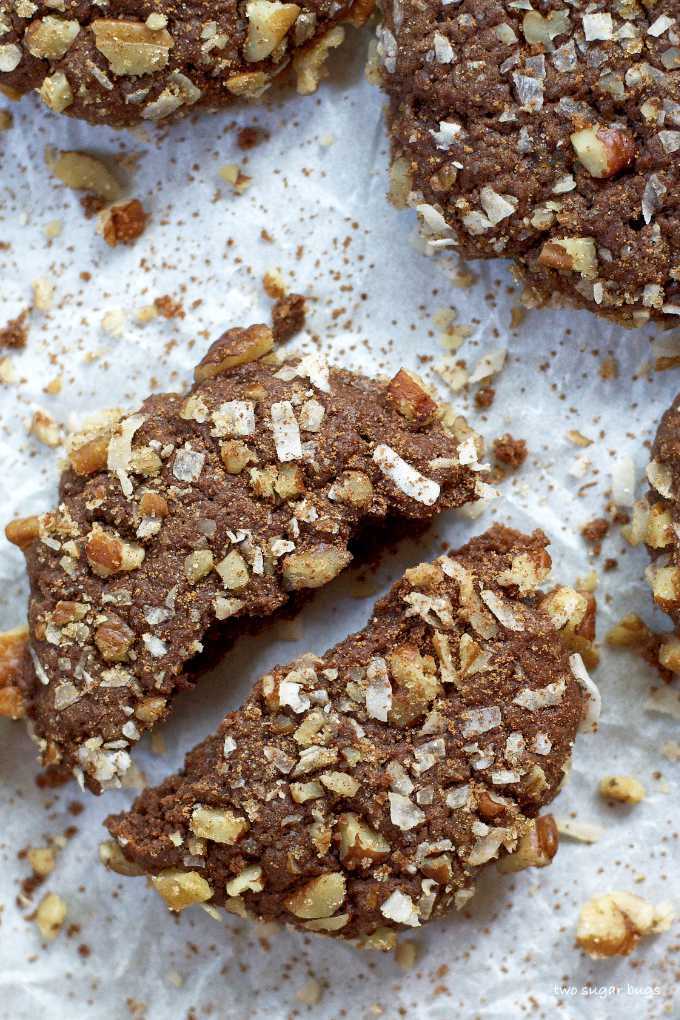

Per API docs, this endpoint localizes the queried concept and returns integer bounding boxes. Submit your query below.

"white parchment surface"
[0,30,678,1020]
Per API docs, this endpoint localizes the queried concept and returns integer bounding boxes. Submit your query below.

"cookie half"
[103,525,599,945]
[377,0,680,326]
[2,325,490,791]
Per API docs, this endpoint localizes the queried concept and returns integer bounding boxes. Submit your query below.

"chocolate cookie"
[377,0,680,326]
[634,394,680,674]
[0,0,372,127]
[103,525,599,946]
[1,324,490,792]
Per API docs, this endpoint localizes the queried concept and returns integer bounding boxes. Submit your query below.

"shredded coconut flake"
[54,682,81,710]
[373,444,440,505]
[480,590,524,631]
[380,889,421,927]
[462,706,502,737]
[270,401,303,462]
[107,413,146,497]
[583,12,613,40]
[555,817,604,843]
[389,792,425,831]
[430,120,462,150]
[469,348,507,383]
[569,653,601,732]
[173,446,205,483]
[299,398,325,432]
[365,657,392,721]
[279,680,311,714]
[513,679,566,711]
[211,400,255,437]
[142,633,168,658]
[445,785,470,809]
[646,460,673,499]
[611,455,636,506]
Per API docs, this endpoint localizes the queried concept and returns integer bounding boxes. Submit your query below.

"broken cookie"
[2,325,489,792]
[376,0,680,326]
[0,0,371,127]
[103,525,599,945]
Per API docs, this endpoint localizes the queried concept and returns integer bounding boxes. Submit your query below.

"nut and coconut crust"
[635,394,680,675]
[377,0,680,326]
[5,325,488,792]
[104,525,595,944]
[0,0,371,127]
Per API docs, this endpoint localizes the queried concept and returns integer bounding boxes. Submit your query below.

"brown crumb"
[99,199,148,247]
[80,195,107,219]
[154,295,185,320]
[475,385,495,409]
[263,270,286,300]
[600,356,619,380]
[237,126,264,150]
[510,305,526,329]
[271,293,306,343]
[493,434,527,469]
[581,517,610,555]
[34,764,72,789]
[0,309,29,349]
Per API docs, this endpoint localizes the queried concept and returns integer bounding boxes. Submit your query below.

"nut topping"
[570,126,635,180]
[194,325,274,381]
[0,625,27,719]
[576,892,673,959]
[24,17,79,60]
[386,369,438,425]
[244,1,301,62]
[152,869,214,911]
[92,20,174,77]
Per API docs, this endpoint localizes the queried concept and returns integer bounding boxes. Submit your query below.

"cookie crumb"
[581,517,609,555]
[98,199,148,247]
[493,434,527,469]
[0,309,29,349]
[272,293,306,343]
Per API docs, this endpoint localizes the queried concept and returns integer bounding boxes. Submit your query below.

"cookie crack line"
[102,524,600,946]
[1,322,495,793]
[375,0,680,326]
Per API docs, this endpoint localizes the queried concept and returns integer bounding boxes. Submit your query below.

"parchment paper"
[0,29,677,1020]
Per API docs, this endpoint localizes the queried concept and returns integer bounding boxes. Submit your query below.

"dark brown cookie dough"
[103,525,599,945]
[634,394,680,674]
[3,326,490,792]
[0,0,372,127]
[377,0,680,326]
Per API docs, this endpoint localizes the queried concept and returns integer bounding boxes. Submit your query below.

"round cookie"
[377,0,680,326]
[0,0,372,127]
